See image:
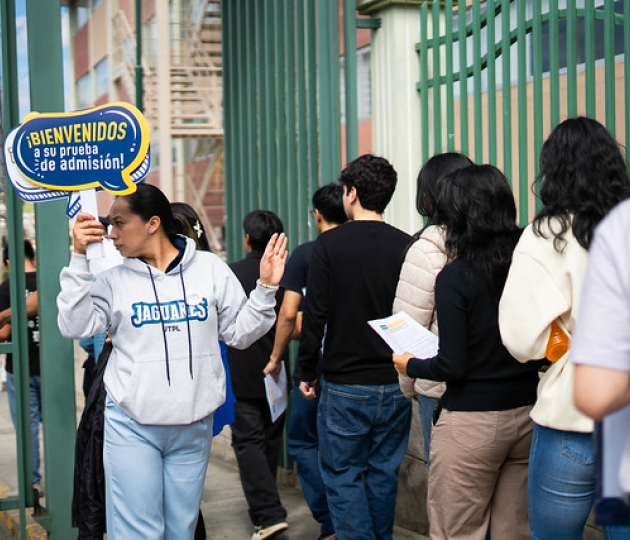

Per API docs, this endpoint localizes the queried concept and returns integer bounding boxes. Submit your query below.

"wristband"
[257,279,278,290]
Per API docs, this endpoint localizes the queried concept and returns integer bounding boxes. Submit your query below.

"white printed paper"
[264,363,288,423]
[368,311,439,358]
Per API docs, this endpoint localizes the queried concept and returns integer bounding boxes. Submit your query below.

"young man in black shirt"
[298,155,412,540]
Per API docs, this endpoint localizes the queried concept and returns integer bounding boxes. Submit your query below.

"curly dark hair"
[533,117,630,251]
[338,154,397,214]
[438,164,522,300]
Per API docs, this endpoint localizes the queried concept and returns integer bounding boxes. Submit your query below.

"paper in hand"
[368,311,438,359]
[264,363,288,423]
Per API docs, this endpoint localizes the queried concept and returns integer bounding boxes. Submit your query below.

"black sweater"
[298,220,411,385]
[407,259,541,411]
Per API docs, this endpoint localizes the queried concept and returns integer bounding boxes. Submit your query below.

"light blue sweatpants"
[104,396,213,540]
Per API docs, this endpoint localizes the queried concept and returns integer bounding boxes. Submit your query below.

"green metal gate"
[418,0,630,225]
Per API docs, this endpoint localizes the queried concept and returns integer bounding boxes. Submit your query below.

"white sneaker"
[251,521,289,540]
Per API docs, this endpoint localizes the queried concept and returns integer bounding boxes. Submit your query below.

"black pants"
[231,398,287,527]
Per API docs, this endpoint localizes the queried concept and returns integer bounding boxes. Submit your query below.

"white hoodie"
[57,237,277,425]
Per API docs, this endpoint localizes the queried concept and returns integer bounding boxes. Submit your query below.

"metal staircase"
[111,0,225,253]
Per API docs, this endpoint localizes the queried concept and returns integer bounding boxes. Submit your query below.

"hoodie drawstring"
[147,265,195,385]
[179,270,194,379]
[147,265,171,385]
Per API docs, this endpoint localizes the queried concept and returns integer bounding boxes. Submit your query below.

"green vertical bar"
[275,0,287,214]
[223,1,239,261]
[432,0,442,153]
[285,0,297,233]
[472,1,482,161]
[517,0,528,225]
[343,0,359,161]
[254,0,267,211]
[0,4,30,535]
[566,1,578,116]
[585,0,596,118]
[444,0,455,152]
[317,0,341,178]
[604,0,616,134]
[501,0,512,184]
[263,1,278,217]
[295,0,308,242]
[26,1,76,537]
[625,0,630,153]
[458,1,469,156]
[549,0,560,128]
[306,0,319,241]
[245,1,257,213]
[486,0,497,164]
[419,2,430,163]
[533,0,543,212]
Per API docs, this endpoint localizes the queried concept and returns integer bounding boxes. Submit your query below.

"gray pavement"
[0,348,426,539]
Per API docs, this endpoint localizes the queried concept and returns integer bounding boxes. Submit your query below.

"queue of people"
[1,114,625,539]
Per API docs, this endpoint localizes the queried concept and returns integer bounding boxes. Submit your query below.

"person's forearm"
[270,313,297,362]
[575,364,630,421]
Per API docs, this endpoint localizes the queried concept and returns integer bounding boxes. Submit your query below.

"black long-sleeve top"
[407,258,541,411]
[298,221,411,385]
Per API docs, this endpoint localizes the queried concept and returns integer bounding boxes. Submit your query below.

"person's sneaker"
[32,482,42,497]
[316,533,337,540]
[251,521,289,540]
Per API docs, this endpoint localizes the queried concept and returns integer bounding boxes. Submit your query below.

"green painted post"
[533,0,543,212]
[517,0,528,225]
[0,5,31,534]
[26,1,76,537]
[317,0,341,177]
[501,0,512,185]
[295,0,308,241]
[444,0,455,152]
[566,2,578,117]
[457,1,469,156]
[343,0,359,161]
[604,0,616,135]
[305,0,319,241]
[549,0,560,128]
[432,0,442,153]
[419,2,429,163]
[585,0,596,119]
[485,0,497,164]
[472,1,482,162]
[284,0,298,237]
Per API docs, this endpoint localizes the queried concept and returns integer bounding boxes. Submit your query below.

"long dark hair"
[533,116,630,251]
[438,164,521,299]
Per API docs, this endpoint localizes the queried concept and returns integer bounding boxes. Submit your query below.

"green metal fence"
[0,1,76,538]
[418,0,630,225]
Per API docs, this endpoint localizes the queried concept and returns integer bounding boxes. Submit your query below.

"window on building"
[76,6,89,29]
[76,73,91,109]
[92,0,104,11]
[94,58,109,99]
[339,45,372,124]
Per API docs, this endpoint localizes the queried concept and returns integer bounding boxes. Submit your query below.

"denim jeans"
[6,372,41,484]
[287,383,334,536]
[529,424,630,540]
[417,394,438,465]
[104,396,212,540]
[318,379,411,540]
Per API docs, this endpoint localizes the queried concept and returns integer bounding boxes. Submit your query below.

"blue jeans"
[318,379,411,540]
[6,372,41,484]
[287,383,334,536]
[529,424,630,540]
[104,397,212,540]
[417,394,438,465]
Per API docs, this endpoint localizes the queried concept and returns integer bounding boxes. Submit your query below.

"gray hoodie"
[57,237,277,425]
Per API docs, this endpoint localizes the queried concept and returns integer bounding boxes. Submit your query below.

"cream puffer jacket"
[392,225,447,399]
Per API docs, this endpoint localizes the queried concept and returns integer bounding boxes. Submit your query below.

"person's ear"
[147,216,160,234]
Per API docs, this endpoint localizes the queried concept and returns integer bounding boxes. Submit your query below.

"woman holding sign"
[57,183,287,540]
[392,165,542,540]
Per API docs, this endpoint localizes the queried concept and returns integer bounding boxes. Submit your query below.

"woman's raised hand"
[259,233,288,287]
[73,212,105,255]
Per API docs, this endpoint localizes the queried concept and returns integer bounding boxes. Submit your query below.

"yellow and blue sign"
[3,102,150,217]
